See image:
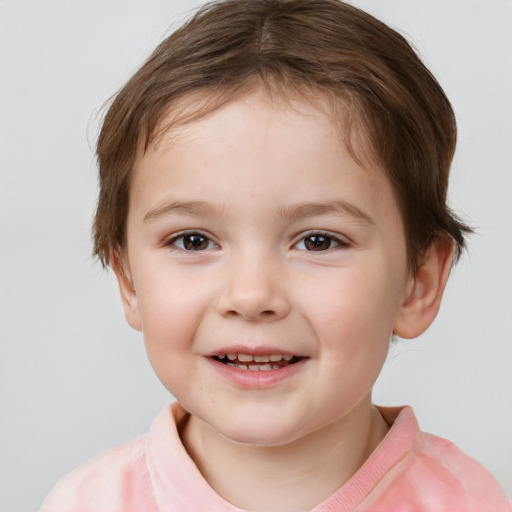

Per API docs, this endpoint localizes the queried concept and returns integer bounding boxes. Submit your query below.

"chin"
[214,418,308,447]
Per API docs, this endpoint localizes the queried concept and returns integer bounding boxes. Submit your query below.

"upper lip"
[205,345,303,358]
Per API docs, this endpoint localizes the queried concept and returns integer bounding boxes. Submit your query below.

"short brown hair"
[93,0,471,272]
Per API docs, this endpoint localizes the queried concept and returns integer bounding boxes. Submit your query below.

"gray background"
[1,0,511,510]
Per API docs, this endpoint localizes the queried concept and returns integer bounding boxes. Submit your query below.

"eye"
[169,232,217,251]
[295,233,347,252]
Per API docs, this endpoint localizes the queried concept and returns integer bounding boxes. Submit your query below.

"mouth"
[211,352,303,371]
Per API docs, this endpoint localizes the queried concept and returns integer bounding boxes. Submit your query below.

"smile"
[212,353,301,371]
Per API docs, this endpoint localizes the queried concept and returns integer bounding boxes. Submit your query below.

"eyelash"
[164,230,350,252]
[165,231,218,252]
[293,231,350,252]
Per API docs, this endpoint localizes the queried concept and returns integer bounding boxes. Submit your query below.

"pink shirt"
[40,402,512,511]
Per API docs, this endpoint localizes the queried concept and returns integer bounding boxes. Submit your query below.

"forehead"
[129,90,397,224]
[145,86,374,164]
[155,91,343,153]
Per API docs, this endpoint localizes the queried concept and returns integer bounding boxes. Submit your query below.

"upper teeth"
[220,353,293,362]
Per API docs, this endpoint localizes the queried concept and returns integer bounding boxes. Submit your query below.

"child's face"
[118,91,413,446]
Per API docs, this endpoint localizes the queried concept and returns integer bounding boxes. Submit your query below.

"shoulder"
[408,432,511,510]
[366,407,512,511]
[39,435,157,512]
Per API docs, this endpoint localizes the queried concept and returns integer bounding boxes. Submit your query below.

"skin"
[115,90,453,512]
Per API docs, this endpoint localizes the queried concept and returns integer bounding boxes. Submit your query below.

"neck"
[179,397,389,512]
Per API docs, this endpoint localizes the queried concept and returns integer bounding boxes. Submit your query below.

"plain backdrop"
[1,1,511,510]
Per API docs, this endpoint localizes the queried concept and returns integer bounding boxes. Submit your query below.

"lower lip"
[206,357,307,388]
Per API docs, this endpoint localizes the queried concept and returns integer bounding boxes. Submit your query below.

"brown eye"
[303,235,335,251]
[172,233,215,251]
[185,234,209,250]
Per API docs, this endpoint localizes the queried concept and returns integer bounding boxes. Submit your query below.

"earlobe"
[393,238,454,339]
[111,249,143,332]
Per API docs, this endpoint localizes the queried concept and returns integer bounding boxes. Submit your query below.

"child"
[40,0,512,510]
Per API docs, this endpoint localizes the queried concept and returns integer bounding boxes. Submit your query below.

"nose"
[216,252,291,322]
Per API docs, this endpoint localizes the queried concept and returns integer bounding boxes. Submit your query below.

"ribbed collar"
[146,402,419,512]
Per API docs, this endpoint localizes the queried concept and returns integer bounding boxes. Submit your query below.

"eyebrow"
[143,200,226,222]
[143,199,374,225]
[275,200,374,225]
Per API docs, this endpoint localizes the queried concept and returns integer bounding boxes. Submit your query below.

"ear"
[111,249,142,331]
[393,237,454,339]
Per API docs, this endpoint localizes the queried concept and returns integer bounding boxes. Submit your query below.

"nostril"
[224,308,276,320]
[216,290,290,321]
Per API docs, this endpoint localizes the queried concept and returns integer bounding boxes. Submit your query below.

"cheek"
[136,277,205,395]
[134,268,209,352]
[300,263,405,369]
